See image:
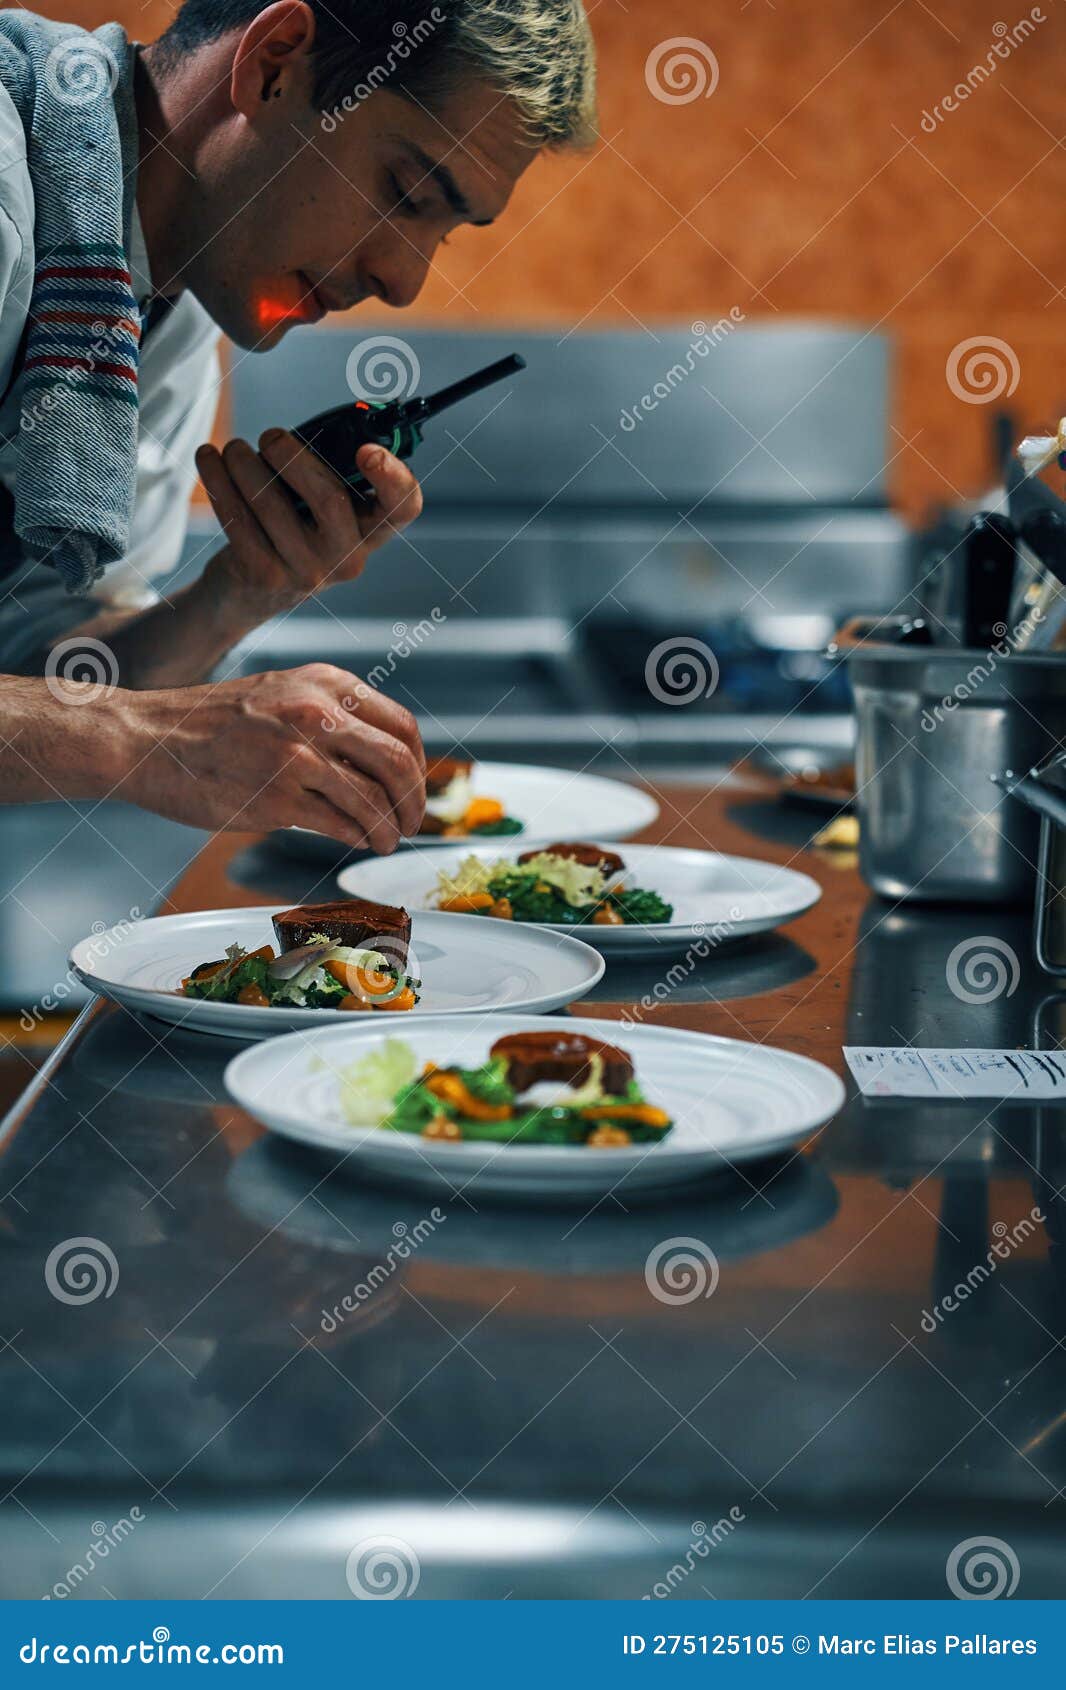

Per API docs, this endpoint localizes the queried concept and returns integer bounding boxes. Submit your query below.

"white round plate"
[223,1013,846,1201]
[337,843,821,957]
[70,909,604,1041]
[281,761,660,857]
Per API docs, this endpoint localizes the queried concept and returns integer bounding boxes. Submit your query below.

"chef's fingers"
[353,446,423,552]
[259,429,364,542]
[296,793,371,854]
[321,719,426,841]
[196,445,278,566]
[221,437,326,563]
[304,755,403,856]
[319,675,426,772]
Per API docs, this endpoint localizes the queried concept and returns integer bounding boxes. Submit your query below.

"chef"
[0,0,595,850]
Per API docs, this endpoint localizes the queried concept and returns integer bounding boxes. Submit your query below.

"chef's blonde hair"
[157,0,598,150]
[445,0,597,147]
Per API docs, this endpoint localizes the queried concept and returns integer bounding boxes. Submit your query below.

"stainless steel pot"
[843,629,1066,903]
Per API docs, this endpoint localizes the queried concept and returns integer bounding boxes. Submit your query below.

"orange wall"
[44,1,1066,519]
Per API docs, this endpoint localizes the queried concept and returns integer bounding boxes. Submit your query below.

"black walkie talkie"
[292,352,526,500]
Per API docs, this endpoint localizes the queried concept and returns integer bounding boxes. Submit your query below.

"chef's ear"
[229,0,317,118]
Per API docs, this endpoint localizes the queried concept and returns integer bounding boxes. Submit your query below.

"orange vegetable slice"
[323,958,399,997]
[439,893,494,914]
[372,985,417,1012]
[463,797,504,830]
[579,1103,671,1129]
[423,1071,511,1120]
[592,905,625,926]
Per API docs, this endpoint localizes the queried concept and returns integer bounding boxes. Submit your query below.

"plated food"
[224,1013,847,1201]
[70,906,604,1039]
[419,756,522,839]
[431,841,673,927]
[334,1028,672,1147]
[340,842,822,957]
[278,761,660,858]
[182,898,419,1012]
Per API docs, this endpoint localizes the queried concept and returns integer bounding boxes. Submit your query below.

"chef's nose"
[368,243,435,310]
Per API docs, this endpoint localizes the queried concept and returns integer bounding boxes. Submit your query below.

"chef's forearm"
[0,676,133,801]
[50,547,297,690]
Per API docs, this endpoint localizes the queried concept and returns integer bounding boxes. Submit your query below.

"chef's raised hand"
[196,431,423,609]
[115,664,426,853]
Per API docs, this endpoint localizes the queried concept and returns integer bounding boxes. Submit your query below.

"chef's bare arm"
[0,667,426,851]
[55,433,423,690]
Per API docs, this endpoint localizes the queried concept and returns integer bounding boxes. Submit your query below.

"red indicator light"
[256,295,312,329]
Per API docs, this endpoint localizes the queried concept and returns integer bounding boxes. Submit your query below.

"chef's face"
[180,12,538,348]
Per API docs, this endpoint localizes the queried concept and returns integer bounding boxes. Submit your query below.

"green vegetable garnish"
[375,1050,670,1147]
[469,816,524,836]
[435,851,673,926]
[181,944,415,1010]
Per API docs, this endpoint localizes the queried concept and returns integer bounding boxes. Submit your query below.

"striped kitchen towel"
[0,13,141,593]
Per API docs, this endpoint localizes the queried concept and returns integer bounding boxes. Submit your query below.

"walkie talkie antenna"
[411,354,526,424]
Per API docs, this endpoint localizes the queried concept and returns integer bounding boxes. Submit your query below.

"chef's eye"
[386,171,424,218]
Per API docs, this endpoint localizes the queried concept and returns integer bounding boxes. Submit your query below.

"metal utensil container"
[846,638,1066,903]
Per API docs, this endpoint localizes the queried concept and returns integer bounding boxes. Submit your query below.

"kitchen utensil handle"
[1034,814,1066,976]
[995,771,1066,833]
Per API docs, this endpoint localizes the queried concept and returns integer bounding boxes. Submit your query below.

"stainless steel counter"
[0,783,1064,1601]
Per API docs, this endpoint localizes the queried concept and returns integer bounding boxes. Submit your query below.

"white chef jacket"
[0,75,221,667]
